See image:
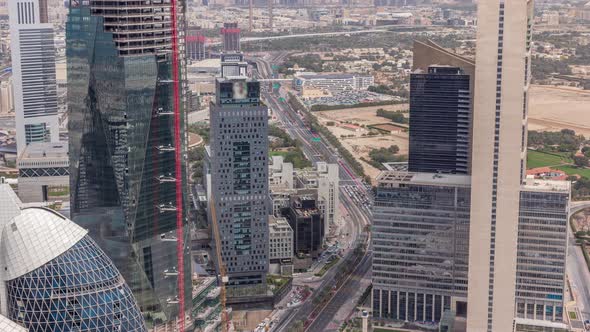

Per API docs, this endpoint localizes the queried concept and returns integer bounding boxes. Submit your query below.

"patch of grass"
[526,150,570,169]
[555,165,590,179]
[270,148,311,169]
[373,329,406,332]
[569,311,578,320]
[314,257,340,277]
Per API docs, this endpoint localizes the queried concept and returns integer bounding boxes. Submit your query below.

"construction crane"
[249,0,253,32]
[269,0,273,31]
[210,198,230,332]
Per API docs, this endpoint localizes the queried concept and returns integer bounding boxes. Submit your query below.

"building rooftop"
[269,216,292,232]
[17,142,68,160]
[513,317,569,329]
[376,171,471,187]
[522,176,571,193]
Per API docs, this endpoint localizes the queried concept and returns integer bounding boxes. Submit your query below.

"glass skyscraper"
[409,66,471,174]
[66,0,191,324]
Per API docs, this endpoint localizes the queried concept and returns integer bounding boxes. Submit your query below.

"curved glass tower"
[0,183,146,332]
[65,0,191,324]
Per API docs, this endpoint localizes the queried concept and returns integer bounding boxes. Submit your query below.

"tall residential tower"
[66,0,191,325]
[8,0,60,154]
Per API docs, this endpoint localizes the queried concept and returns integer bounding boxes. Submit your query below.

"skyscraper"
[8,0,60,155]
[467,0,534,330]
[66,0,191,325]
[209,55,269,297]
[372,16,570,329]
[409,66,471,174]
[0,184,147,332]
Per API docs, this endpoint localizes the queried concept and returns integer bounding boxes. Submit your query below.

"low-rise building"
[525,167,568,181]
[282,195,324,259]
[292,73,374,94]
[269,157,339,238]
[269,216,294,275]
[17,142,69,203]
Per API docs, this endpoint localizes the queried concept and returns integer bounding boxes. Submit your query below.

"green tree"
[574,155,589,168]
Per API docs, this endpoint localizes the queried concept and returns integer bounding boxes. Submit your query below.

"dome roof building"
[0,184,147,332]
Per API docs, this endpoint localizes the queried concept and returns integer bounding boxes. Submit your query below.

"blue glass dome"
[3,209,147,332]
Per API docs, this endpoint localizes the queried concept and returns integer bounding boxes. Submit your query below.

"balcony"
[156,144,175,152]
[160,233,178,241]
[166,297,180,305]
[155,174,176,183]
[156,203,177,212]
[163,268,179,277]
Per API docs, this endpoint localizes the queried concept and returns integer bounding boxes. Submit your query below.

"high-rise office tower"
[372,171,471,322]
[515,180,570,323]
[409,66,471,174]
[467,0,534,330]
[66,0,191,325]
[221,22,241,53]
[209,56,269,297]
[372,42,474,324]
[372,34,570,331]
[8,0,60,155]
[0,184,147,332]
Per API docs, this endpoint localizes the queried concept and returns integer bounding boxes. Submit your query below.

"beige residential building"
[467,0,534,331]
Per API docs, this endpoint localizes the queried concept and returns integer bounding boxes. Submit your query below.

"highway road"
[254,53,373,332]
[568,225,590,323]
[209,28,390,46]
[306,253,372,332]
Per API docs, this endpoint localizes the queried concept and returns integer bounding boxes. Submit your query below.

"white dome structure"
[0,184,147,332]
[0,314,26,331]
[1,207,87,280]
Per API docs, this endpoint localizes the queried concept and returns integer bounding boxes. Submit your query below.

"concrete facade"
[209,57,269,297]
[16,142,68,203]
[467,0,534,330]
[8,0,60,155]
[269,156,339,235]
[268,216,293,263]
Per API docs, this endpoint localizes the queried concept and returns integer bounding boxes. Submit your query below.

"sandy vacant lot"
[315,105,410,181]
[316,104,409,126]
[529,85,590,137]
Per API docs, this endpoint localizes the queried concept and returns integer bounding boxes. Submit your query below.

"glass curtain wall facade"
[408,66,471,174]
[6,235,147,332]
[372,172,470,322]
[516,185,570,322]
[66,0,191,323]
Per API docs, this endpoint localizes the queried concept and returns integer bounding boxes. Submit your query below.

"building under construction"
[188,27,207,60]
[221,22,241,52]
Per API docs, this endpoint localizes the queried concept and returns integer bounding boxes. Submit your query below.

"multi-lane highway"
[253,53,373,332]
